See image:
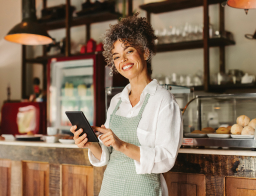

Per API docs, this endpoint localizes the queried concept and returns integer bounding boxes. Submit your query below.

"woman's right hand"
[70,125,91,148]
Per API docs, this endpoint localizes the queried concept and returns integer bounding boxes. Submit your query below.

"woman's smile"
[122,63,134,71]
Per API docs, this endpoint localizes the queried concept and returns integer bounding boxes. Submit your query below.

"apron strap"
[138,93,150,116]
[112,93,150,116]
[112,99,122,115]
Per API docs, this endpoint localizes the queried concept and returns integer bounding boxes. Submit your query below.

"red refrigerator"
[47,54,106,133]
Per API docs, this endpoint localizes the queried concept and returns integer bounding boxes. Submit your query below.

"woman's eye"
[127,50,133,54]
[113,56,119,60]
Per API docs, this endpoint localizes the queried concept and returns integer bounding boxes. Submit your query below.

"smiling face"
[112,39,149,81]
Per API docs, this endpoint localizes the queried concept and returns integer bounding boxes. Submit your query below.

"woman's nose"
[120,55,127,62]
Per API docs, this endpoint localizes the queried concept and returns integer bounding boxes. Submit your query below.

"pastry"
[0,136,5,141]
[27,131,34,135]
[248,118,256,129]
[216,127,230,134]
[241,126,255,135]
[231,124,243,135]
[201,127,215,133]
[236,115,250,127]
[191,130,203,134]
[227,126,232,132]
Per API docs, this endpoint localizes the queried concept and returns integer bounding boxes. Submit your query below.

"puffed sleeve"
[134,98,183,174]
[88,97,115,167]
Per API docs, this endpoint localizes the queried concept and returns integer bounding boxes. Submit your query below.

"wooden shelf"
[39,12,121,30]
[156,37,235,53]
[178,84,256,92]
[209,83,256,92]
[25,52,102,64]
[139,0,223,14]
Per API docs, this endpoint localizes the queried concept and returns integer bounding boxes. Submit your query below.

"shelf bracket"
[203,0,209,92]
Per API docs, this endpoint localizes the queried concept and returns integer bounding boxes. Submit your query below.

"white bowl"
[45,136,57,143]
[59,139,75,144]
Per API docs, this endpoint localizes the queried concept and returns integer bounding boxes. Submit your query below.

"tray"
[207,134,231,138]
[15,134,43,141]
[231,135,254,139]
[184,133,207,138]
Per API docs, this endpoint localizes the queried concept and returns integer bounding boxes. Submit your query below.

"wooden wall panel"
[49,164,60,196]
[163,172,205,196]
[0,159,11,196]
[226,177,256,196]
[10,161,22,196]
[62,165,94,196]
[93,166,106,196]
[22,161,49,196]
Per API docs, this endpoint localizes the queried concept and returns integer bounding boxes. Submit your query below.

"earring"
[109,65,114,76]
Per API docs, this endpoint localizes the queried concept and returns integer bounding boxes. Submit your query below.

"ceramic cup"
[47,127,57,135]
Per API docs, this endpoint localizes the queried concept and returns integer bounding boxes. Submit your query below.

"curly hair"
[102,13,157,75]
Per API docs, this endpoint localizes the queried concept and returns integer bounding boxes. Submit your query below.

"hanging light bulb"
[4,0,52,45]
[224,0,256,15]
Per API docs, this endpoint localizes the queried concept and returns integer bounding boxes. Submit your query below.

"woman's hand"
[70,125,91,148]
[93,125,125,152]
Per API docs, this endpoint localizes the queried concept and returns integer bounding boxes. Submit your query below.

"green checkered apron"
[99,93,162,196]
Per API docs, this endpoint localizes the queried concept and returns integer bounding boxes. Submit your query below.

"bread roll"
[227,126,232,132]
[0,136,5,141]
[236,115,250,127]
[248,118,256,129]
[201,127,215,133]
[231,124,243,135]
[216,127,230,134]
[191,130,203,134]
[241,126,255,135]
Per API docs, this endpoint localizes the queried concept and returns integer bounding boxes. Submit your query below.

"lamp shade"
[4,0,53,45]
[227,0,256,9]
[4,19,52,45]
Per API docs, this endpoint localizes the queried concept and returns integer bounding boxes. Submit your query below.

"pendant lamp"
[4,0,53,45]
[222,0,256,14]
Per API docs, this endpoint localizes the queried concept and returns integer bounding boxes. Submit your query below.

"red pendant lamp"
[4,0,52,45]
[225,0,256,14]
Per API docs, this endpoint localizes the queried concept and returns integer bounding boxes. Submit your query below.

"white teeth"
[123,65,132,70]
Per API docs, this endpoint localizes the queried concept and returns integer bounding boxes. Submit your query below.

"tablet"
[65,111,99,142]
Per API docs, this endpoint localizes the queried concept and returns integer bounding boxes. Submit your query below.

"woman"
[70,13,183,196]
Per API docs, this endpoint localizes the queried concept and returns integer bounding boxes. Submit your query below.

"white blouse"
[88,79,183,196]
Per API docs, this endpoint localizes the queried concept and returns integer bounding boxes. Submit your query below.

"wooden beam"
[22,45,26,99]
[146,11,151,24]
[43,0,47,57]
[203,0,209,91]
[65,0,71,57]
[219,3,225,73]
[86,24,91,43]
[43,0,47,9]
[128,0,133,16]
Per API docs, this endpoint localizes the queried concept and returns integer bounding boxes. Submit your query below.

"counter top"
[179,148,256,156]
[0,140,78,148]
[1,140,256,156]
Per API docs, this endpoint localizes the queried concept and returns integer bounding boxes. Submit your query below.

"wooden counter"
[1,140,256,196]
[0,140,104,196]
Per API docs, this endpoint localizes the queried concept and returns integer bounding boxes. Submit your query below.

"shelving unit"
[22,0,133,99]
[210,83,256,92]
[140,0,234,92]
[139,0,223,14]
[156,37,235,53]
[39,11,121,30]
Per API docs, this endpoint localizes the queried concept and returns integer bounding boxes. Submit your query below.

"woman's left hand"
[92,125,125,152]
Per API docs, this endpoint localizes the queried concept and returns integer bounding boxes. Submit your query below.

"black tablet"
[65,111,99,142]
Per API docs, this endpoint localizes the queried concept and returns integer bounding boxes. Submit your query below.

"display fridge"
[47,54,106,133]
